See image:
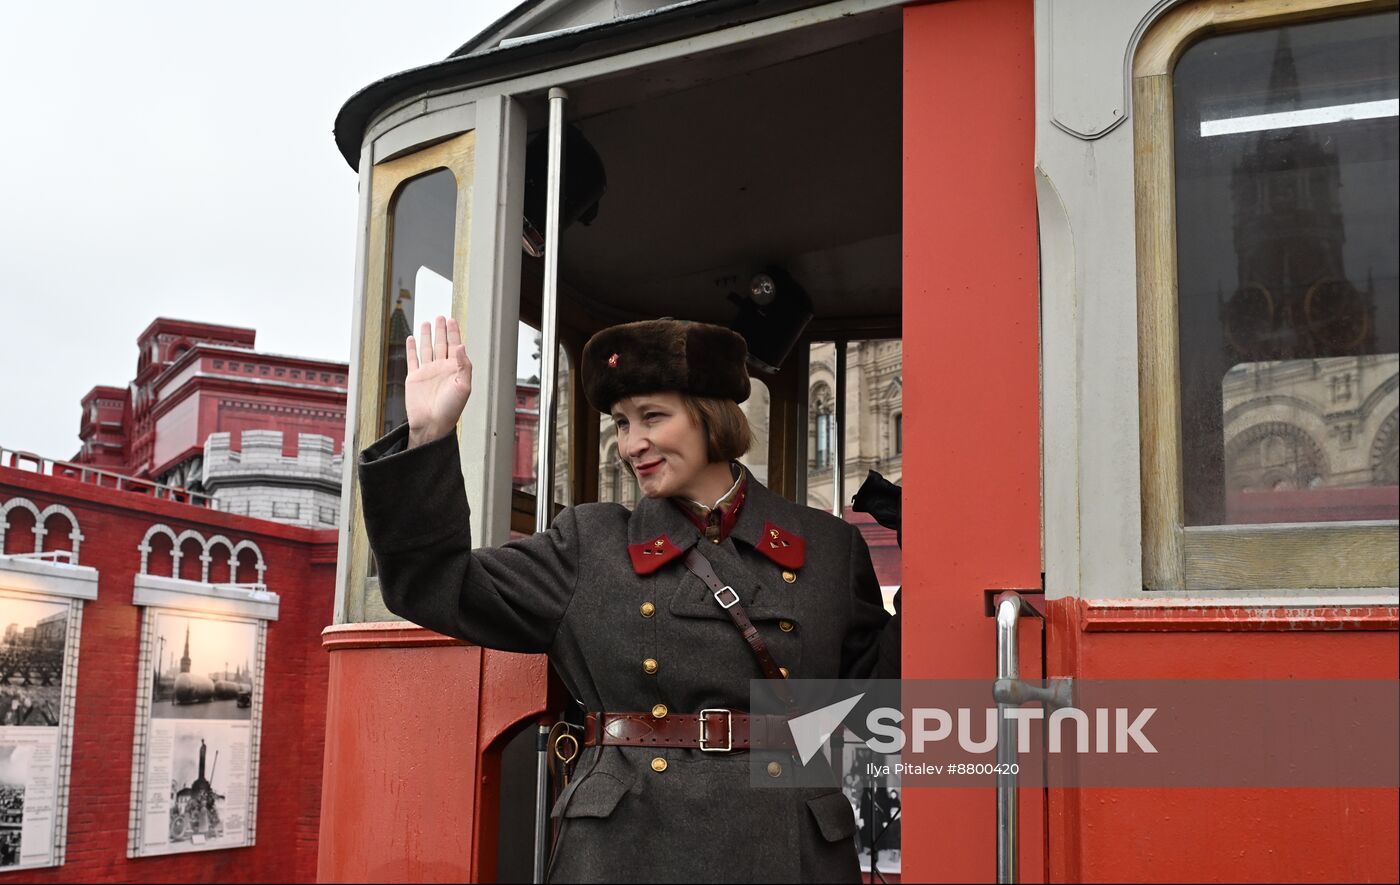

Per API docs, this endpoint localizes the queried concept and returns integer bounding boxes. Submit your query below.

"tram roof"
[335,0,836,169]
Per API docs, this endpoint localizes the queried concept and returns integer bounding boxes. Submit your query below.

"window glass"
[381,168,457,436]
[1174,13,1399,525]
[513,322,572,507]
[807,340,903,587]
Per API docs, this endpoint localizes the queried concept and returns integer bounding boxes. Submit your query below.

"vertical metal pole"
[535,87,568,536]
[532,723,551,883]
[995,594,1023,884]
[532,86,568,885]
[832,340,848,517]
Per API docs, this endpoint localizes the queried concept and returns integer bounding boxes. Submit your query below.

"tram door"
[490,3,1055,881]
[498,9,915,880]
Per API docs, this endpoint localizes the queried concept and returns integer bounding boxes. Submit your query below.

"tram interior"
[495,10,904,881]
[511,8,903,507]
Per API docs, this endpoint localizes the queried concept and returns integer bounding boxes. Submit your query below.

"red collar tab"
[756,521,805,569]
[629,534,686,575]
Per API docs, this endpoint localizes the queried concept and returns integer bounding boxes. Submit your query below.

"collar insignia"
[754,521,805,569]
[628,534,685,574]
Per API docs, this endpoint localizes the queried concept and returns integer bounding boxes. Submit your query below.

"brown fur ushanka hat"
[581,319,751,414]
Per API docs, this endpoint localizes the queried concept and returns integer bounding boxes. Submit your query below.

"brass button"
[651,757,668,773]
[767,761,783,777]
[779,667,790,679]
[779,620,795,632]
[640,602,656,618]
[652,703,668,719]
[782,570,797,584]
[642,658,659,675]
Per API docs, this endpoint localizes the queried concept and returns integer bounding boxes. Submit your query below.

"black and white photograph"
[0,743,33,868]
[168,730,231,846]
[150,614,257,721]
[141,719,251,856]
[0,595,67,729]
[840,738,902,875]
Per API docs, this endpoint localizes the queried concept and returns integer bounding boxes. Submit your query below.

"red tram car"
[317,0,1399,881]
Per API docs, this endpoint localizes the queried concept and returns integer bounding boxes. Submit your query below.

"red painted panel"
[317,627,549,884]
[902,1,1041,881]
[318,640,482,883]
[1047,597,1400,883]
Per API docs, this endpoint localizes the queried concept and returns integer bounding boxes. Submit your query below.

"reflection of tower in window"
[383,286,412,434]
[1224,27,1376,361]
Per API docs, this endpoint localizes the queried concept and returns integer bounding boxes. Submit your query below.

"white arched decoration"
[173,528,210,581]
[206,534,237,583]
[0,497,43,553]
[136,525,267,587]
[231,539,268,585]
[38,504,86,563]
[137,524,180,576]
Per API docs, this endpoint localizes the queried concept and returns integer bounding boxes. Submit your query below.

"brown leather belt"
[583,710,794,752]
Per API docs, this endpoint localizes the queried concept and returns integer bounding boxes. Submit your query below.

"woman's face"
[612,392,709,499]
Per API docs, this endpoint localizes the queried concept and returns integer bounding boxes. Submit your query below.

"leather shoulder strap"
[683,547,788,683]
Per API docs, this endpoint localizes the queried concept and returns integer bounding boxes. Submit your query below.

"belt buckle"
[699,708,733,752]
[713,585,740,609]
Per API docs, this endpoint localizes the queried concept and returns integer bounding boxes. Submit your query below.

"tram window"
[1173,13,1398,527]
[511,322,573,537]
[596,376,770,506]
[380,167,457,436]
[808,340,902,591]
[740,375,771,487]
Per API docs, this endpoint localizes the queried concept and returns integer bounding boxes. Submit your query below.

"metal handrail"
[534,87,568,538]
[0,445,215,508]
[832,340,847,517]
[994,594,1023,884]
[532,85,569,885]
[533,723,552,884]
[992,592,1071,884]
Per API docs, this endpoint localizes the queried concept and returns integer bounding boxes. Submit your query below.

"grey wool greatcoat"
[360,423,901,883]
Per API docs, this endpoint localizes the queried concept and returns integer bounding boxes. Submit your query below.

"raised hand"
[405,315,473,448]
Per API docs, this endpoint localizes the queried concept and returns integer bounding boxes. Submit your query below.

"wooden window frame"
[1134,0,1399,591]
[344,132,475,621]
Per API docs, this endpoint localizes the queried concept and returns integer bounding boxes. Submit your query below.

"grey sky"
[0,0,518,462]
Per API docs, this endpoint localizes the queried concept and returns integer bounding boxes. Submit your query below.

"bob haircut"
[681,395,753,464]
[616,394,752,476]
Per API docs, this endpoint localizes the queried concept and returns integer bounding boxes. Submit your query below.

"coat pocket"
[806,790,859,842]
[551,770,635,820]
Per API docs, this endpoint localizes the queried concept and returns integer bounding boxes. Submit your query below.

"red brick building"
[71,319,348,493]
[0,459,334,882]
